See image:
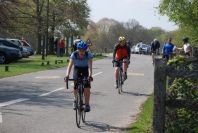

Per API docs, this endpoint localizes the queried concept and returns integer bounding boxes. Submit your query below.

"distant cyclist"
[65,40,93,112]
[73,35,81,52]
[73,36,93,52]
[162,37,175,61]
[112,36,131,88]
[151,38,160,64]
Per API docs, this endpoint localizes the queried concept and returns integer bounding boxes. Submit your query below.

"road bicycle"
[66,76,88,128]
[113,60,125,94]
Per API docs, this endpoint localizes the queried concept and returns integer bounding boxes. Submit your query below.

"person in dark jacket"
[151,38,160,64]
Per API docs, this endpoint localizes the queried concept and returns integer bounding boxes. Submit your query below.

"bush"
[166,56,198,133]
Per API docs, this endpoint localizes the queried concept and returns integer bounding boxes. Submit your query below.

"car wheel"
[0,53,6,64]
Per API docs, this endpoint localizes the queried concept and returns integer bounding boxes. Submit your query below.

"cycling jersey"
[113,43,130,60]
[70,51,93,87]
[70,51,93,67]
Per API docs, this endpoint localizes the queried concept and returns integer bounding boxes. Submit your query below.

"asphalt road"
[0,54,154,133]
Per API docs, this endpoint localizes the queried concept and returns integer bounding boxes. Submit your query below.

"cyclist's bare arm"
[88,59,92,77]
[66,59,74,76]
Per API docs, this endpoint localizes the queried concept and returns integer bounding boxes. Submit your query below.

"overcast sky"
[87,0,178,31]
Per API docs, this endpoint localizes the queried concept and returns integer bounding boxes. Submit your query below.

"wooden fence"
[153,48,198,133]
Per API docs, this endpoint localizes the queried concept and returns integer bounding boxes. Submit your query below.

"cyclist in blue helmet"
[65,40,93,112]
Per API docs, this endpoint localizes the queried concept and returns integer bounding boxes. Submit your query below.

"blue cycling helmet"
[77,40,88,50]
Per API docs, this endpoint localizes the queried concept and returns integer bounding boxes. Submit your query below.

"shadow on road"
[121,91,152,97]
[0,80,74,110]
[0,81,58,102]
[80,121,132,132]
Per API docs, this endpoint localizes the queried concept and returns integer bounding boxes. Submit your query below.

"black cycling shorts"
[114,57,128,67]
[73,66,91,89]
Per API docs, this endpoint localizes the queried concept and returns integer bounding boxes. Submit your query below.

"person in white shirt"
[182,37,192,56]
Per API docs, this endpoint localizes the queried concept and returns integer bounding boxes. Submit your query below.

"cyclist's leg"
[123,58,128,79]
[84,88,90,105]
[123,58,128,73]
[114,60,119,88]
[115,66,119,88]
[84,86,91,112]
[82,67,91,112]
[115,67,119,81]
[73,67,79,109]
[73,67,80,97]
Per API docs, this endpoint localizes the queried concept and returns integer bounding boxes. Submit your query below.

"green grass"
[0,54,105,78]
[128,96,153,133]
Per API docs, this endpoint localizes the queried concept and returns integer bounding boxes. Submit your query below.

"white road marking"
[128,72,144,76]
[39,87,65,97]
[0,112,2,123]
[93,72,103,77]
[0,72,103,107]
[0,98,29,108]
[35,76,61,79]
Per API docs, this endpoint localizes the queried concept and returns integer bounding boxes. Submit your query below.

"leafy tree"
[0,0,90,55]
[159,0,198,45]
[84,18,166,53]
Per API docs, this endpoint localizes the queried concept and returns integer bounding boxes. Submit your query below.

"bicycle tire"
[81,89,86,123]
[76,92,81,128]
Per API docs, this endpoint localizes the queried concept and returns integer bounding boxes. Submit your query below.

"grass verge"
[128,96,153,133]
[0,54,104,79]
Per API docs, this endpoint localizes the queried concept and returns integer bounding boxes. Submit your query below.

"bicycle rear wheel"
[76,93,81,128]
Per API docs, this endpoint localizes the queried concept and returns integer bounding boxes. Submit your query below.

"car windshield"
[9,40,22,47]
[21,41,31,47]
[141,44,147,48]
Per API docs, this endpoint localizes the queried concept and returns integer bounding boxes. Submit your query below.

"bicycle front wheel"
[118,69,122,94]
[76,93,81,128]
[81,94,86,123]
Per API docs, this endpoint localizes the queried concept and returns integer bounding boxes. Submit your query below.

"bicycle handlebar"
[65,77,90,89]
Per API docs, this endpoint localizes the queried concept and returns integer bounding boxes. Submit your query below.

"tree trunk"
[66,36,69,56]
[36,0,42,54]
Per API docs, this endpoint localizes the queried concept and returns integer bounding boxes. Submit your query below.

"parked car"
[0,44,22,64]
[0,38,22,51]
[6,38,30,58]
[131,45,136,54]
[134,43,141,54]
[133,43,151,54]
[20,40,34,55]
[139,44,151,55]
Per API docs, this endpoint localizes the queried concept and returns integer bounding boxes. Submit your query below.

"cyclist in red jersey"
[112,36,131,88]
